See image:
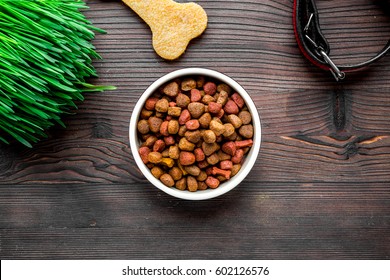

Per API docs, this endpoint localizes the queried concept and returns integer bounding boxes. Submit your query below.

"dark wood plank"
[0,183,389,259]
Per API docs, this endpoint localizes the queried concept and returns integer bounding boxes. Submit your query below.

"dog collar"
[293,0,390,81]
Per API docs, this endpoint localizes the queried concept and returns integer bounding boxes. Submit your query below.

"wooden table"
[1,0,389,259]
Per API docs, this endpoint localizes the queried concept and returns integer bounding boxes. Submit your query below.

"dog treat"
[137,75,254,191]
[122,0,208,60]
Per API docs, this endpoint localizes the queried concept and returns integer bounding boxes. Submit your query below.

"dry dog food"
[122,0,208,60]
[137,76,254,191]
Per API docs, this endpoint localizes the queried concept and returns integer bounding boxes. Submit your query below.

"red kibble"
[231,93,245,108]
[222,141,236,156]
[179,151,196,166]
[235,139,253,148]
[139,146,151,164]
[145,97,159,111]
[208,102,223,114]
[153,139,165,152]
[164,136,175,146]
[220,160,233,170]
[185,119,200,130]
[203,82,217,95]
[178,109,191,125]
[194,148,206,162]
[205,176,220,189]
[211,166,231,179]
[224,99,239,114]
[159,120,169,136]
[190,89,202,102]
[231,149,244,164]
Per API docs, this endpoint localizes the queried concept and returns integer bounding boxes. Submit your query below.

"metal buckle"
[304,14,345,81]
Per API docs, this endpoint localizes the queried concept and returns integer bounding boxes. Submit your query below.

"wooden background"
[1,0,389,259]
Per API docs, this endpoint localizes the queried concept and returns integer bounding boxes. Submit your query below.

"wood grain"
[0,0,389,259]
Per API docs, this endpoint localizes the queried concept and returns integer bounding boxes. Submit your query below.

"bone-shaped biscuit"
[122,0,208,60]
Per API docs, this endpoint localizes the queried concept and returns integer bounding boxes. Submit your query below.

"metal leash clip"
[304,14,346,81]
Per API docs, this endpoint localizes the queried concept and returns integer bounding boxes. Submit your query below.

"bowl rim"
[129,68,261,200]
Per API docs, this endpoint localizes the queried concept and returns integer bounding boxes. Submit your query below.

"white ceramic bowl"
[129,68,261,200]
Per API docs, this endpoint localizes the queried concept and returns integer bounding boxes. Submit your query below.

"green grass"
[0,0,115,147]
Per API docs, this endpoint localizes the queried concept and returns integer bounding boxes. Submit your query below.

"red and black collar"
[293,0,390,81]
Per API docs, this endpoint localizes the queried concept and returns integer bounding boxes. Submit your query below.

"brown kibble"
[231,93,245,108]
[202,94,215,105]
[231,164,242,177]
[223,123,235,137]
[137,119,150,134]
[209,120,226,136]
[185,119,200,130]
[145,97,159,110]
[153,139,165,152]
[178,109,191,125]
[151,166,164,179]
[176,93,190,108]
[148,151,163,164]
[188,102,205,119]
[202,142,220,156]
[143,135,158,148]
[227,114,243,129]
[216,90,229,106]
[238,110,252,125]
[168,120,179,134]
[185,130,202,143]
[175,177,187,190]
[184,165,201,176]
[139,146,151,164]
[197,170,208,182]
[187,176,198,192]
[224,99,239,115]
[178,137,195,151]
[167,106,182,117]
[205,176,220,189]
[204,81,217,95]
[163,81,179,97]
[160,173,175,187]
[217,84,231,94]
[222,141,236,156]
[181,78,197,91]
[197,160,209,169]
[217,150,231,161]
[199,113,212,128]
[169,167,183,181]
[194,147,205,162]
[179,151,196,166]
[202,130,216,143]
[198,181,208,190]
[164,135,175,146]
[148,116,163,133]
[207,153,220,165]
[226,131,238,141]
[168,145,180,159]
[196,76,205,88]
[141,108,153,119]
[155,98,169,113]
[190,88,202,102]
[238,124,254,139]
[160,157,174,168]
[161,148,169,158]
[178,125,187,136]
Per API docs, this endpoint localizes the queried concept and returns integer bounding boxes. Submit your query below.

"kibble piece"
[161,148,169,157]
[188,102,205,119]
[222,141,236,156]
[178,125,187,136]
[169,167,183,181]
[181,78,197,91]
[202,142,220,156]
[178,109,191,125]
[148,151,163,164]
[184,165,201,176]
[160,173,175,187]
[216,90,229,106]
[139,146,151,164]
[202,130,216,143]
[196,76,205,88]
[164,136,175,146]
[143,135,158,148]
[159,120,169,136]
[194,147,205,162]
[238,124,254,139]
[209,120,226,136]
[190,89,202,102]
[175,177,187,190]
[168,106,182,117]
[217,84,231,94]
[227,114,243,129]
[137,119,150,134]
[204,81,217,95]
[168,120,179,134]
[176,93,191,108]
[207,153,220,165]
[160,157,174,168]
[148,116,163,133]
[145,97,159,110]
[224,99,239,115]
[155,98,169,113]
[199,113,212,128]
[198,181,208,190]
[205,176,220,189]
[220,160,233,170]
[231,164,242,177]
[141,108,153,119]
[185,130,202,143]
[163,81,179,97]
[238,110,252,125]
[151,166,164,179]
[179,151,196,166]
[231,93,245,108]
[185,119,200,130]
[187,176,198,192]
[217,150,231,161]
[196,170,208,182]
[178,137,195,151]
[208,102,223,114]
[153,139,165,152]
[202,94,215,105]
[168,145,180,159]
[232,148,244,164]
